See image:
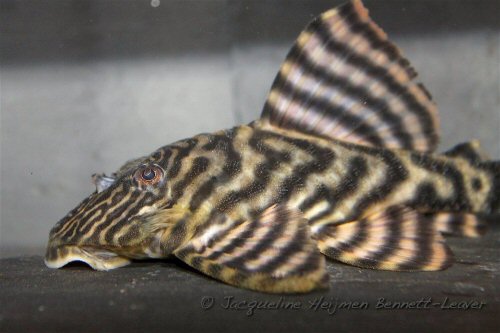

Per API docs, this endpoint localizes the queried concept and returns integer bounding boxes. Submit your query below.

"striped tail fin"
[445,141,500,214]
[480,160,500,214]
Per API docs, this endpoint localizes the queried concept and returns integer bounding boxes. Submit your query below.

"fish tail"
[479,160,500,214]
[444,140,500,214]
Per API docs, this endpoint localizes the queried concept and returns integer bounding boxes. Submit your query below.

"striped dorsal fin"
[259,0,439,152]
[316,206,453,271]
[173,204,328,293]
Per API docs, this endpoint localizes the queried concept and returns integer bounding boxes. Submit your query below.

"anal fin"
[173,205,328,293]
[316,206,454,271]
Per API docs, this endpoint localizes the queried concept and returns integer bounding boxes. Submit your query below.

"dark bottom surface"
[1,225,499,333]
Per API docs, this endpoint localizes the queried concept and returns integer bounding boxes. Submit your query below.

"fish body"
[45,0,499,293]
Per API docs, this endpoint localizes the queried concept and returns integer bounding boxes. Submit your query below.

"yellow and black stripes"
[408,153,471,212]
[299,156,368,221]
[183,132,244,212]
[317,206,453,271]
[260,0,439,152]
[174,204,328,293]
[44,0,500,293]
[443,141,500,213]
[179,128,339,236]
[335,145,409,221]
[406,150,496,214]
[432,212,488,238]
[483,161,500,213]
[47,124,498,277]
[288,139,409,233]
[161,124,495,244]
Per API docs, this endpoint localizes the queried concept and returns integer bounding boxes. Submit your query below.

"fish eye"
[134,165,164,186]
[142,168,156,180]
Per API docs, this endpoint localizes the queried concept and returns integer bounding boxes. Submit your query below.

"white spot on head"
[151,0,160,8]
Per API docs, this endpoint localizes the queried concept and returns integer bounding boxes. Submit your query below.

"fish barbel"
[45,0,499,293]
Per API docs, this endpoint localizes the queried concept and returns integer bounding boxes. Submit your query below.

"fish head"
[45,149,178,271]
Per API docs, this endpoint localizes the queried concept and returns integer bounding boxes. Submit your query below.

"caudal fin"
[480,160,500,214]
[445,141,500,214]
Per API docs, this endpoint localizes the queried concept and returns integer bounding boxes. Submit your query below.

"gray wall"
[1,0,499,256]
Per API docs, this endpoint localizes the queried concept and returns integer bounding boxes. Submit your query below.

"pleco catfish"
[45,0,499,293]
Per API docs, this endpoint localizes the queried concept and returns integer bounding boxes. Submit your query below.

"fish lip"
[44,245,131,271]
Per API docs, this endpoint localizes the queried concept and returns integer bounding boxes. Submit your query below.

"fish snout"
[44,211,132,271]
[44,242,131,271]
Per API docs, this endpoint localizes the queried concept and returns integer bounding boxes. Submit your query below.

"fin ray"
[259,0,439,152]
[433,212,488,238]
[173,205,328,293]
[316,206,454,271]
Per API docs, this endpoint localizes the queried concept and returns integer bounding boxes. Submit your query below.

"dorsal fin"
[259,0,440,152]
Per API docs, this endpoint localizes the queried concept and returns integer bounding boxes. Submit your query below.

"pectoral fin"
[316,206,454,271]
[173,205,328,293]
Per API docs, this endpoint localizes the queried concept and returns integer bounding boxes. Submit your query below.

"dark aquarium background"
[1,0,499,254]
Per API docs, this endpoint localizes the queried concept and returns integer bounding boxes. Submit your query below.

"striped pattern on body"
[157,127,494,271]
[46,123,497,286]
[44,0,500,293]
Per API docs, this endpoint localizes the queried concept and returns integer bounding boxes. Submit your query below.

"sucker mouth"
[44,245,131,271]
